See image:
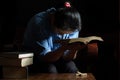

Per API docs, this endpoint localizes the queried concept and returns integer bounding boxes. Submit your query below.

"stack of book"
[0,52,34,79]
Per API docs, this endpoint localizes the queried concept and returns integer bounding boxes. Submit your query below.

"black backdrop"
[0,0,118,44]
[0,0,119,80]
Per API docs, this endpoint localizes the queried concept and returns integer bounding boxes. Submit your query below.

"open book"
[55,36,103,44]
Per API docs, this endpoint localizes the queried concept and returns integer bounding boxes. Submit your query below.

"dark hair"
[54,2,82,31]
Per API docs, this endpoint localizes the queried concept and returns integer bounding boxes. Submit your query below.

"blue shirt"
[23,8,80,56]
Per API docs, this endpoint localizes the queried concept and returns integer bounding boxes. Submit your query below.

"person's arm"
[62,50,78,61]
[41,45,67,62]
[41,42,85,62]
[62,42,85,61]
[37,39,85,62]
[36,39,69,63]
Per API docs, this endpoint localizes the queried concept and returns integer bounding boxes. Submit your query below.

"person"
[23,1,83,73]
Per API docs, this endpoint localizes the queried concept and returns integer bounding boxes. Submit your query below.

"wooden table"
[0,73,96,80]
[29,73,96,80]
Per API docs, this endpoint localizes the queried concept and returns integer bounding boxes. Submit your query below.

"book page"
[21,57,33,67]
[86,36,103,43]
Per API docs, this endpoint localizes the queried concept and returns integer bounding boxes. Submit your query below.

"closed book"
[0,57,33,67]
[0,52,34,59]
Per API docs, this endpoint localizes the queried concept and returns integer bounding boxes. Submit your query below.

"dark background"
[0,0,118,44]
[0,0,119,80]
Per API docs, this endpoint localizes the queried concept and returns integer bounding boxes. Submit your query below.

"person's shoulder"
[46,7,56,14]
[36,7,56,16]
[27,7,56,25]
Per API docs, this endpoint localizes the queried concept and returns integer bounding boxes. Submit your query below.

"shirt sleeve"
[36,40,51,56]
[69,30,79,39]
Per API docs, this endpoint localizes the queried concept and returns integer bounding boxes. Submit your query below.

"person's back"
[23,8,56,51]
